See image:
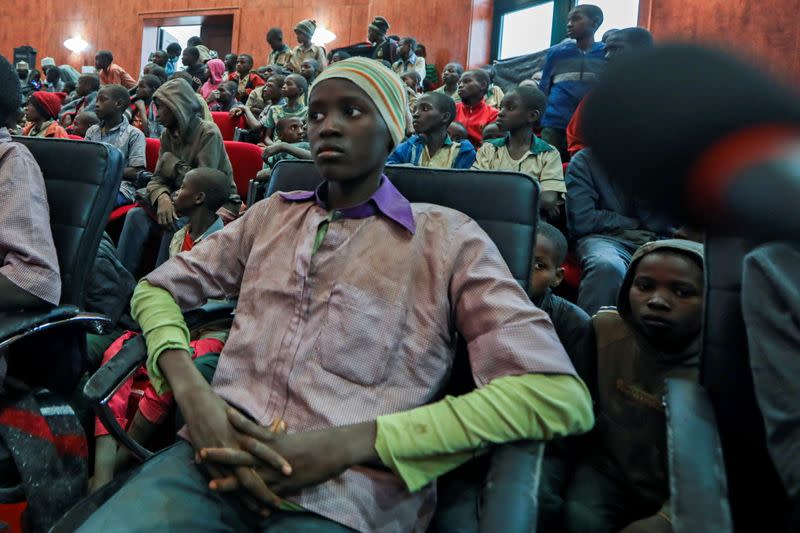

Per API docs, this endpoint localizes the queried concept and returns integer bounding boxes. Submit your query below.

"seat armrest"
[479,440,544,533]
[0,305,112,349]
[83,334,153,461]
[665,378,733,533]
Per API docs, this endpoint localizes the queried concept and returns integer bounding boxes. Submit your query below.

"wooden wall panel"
[643,0,800,84]
[1,0,487,76]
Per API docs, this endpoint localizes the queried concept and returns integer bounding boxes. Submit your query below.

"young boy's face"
[457,72,485,102]
[154,98,178,130]
[24,102,42,123]
[94,89,119,120]
[94,54,110,71]
[224,54,238,71]
[447,122,468,141]
[76,77,94,97]
[398,40,412,59]
[566,8,596,40]
[171,172,202,216]
[218,83,235,104]
[136,79,155,101]
[497,92,536,132]
[236,55,252,76]
[530,234,564,300]
[152,52,168,68]
[307,78,391,183]
[282,77,301,98]
[401,74,417,92]
[412,95,446,135]
[481,122,503,141]
[442,64,461,86]
[72,115,94,137]
[265,76,284,100]
[267,33,281,49]
[295,30,310,45]
[628,251,704,351]
[181,50,196,67]
[300,61,316,81]
[277,117,305,143]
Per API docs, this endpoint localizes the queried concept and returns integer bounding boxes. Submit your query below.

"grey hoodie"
[146,78,240,214]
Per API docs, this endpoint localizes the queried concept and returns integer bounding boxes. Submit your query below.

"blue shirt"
[540,41,605,129]
[387,134,476,169]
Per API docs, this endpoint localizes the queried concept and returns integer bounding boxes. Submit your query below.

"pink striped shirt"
[146,177,574,532]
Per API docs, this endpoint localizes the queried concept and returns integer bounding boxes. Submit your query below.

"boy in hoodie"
[559,239,704,533]
[59,74,100,127]
[116,78,240,275]
[78,57,592,533]
[387,92,476,169]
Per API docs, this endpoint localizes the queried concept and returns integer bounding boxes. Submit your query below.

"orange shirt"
[99,63,137,90]
[22,120,70,139]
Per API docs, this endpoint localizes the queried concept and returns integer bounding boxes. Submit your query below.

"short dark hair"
[0,55,21,125]
[537,221,568,266]
[153,50,168,60]
[148,65,168,84]
[75,111,100,127]
[331,51,350,61]
[96,50,113,62]
[101,84,132,107]
[221,80,239,95]
[166,42,182,55]
[575,4,604,28]
[302,58,320,72]
[140,74,162,91]
[422,92,456,126]
[276,116,303,133]
[446,62,464,76]
[402,71,421,84]
[286,73,308,94]
[614,27,654,49]
[267,27,283,40]
[187,167,230,213]
[238,53,254,66]
[224,53,238,61]
[464,69,490,93]
[184,47,200,61]
[79,74,101,92]
[400,37,417,50]
[510,85,547,116]
[187,36,203,47]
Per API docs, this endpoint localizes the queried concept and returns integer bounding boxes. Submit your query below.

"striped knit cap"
[294,19,317,39]
[311,57,408,149]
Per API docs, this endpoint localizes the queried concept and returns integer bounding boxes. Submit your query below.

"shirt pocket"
[315,282,404,386]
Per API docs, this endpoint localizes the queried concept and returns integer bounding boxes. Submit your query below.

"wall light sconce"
[312,26,337,47]
[64,36,89,53]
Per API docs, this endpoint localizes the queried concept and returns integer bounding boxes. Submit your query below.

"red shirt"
[181,230,195,252]
[455,100,499,148]
[566,96,588,156]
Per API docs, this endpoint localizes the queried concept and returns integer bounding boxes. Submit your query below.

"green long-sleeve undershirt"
[131,280,594,491]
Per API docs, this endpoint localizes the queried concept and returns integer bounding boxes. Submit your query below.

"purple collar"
[280,176,416,234]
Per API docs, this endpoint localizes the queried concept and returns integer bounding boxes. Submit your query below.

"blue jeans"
[117,207,185,275]
[575,236,638,316]
[77,440,355,532]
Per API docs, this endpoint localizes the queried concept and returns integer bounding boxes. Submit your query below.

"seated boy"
[69,111,100,138]
[435,62,463,103]
[481,121,503,141]
[387,92,476,169]
[79,57,592,532]
[130,74,164,138]
[400,71,421,110]
[566,148,674,316]
[181,46,209,90]
[91,168,232,491]
[84,84,146,207]
[170,71,213,122]
[455,69,498,147]
[229,54,265,102]
[473,86,564,221]
[207,80,243,112]
[233,73,286,142]
[116,78,240,275]
[299,59,321,85]
[447,120,468,142]
[289,19,328,73]
[530,222,590,363]
[480,64,505,109]
[261,73,307,144]
[255,116,311,181]
[22,92,70,138]
[392,37,426,80]
[0,55,60,312]
[558,239,704,533]
[243,65,281,116]
[59,74,99,127]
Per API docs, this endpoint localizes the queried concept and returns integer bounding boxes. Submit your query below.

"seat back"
[144,137,160,173]
[267,161,539,288]
[210,112,236,141]
[701,236,792,531]
[223,141,264,199]
[14,137,124,307]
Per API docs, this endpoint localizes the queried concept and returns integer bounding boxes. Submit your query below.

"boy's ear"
[194,191,206,206]
[551,266,565,288]
[529,109,541,124]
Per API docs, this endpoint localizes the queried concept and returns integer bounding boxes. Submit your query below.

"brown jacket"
[146,78,240,214]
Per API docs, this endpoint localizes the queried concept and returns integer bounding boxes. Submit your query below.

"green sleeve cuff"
[130,280,191,395]
[375,374,594,491]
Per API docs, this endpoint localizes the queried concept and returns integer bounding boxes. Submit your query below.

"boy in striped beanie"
[80,56,590,533]
[289,18,327,73]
